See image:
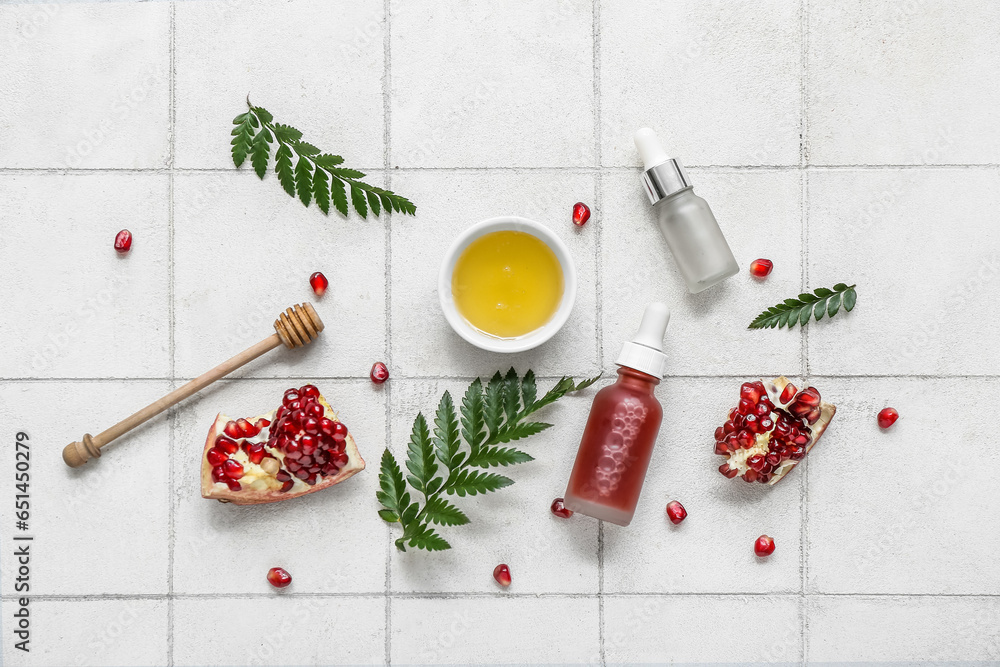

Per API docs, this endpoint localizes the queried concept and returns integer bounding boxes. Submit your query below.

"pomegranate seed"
[550,497,573,518]
[309,272,328,297]
[206,447,227,467]
[493,563,512,587]
[742,469,758,483]
[113,229,133,253]
[247,444,266,465]
[719,463,738,478]
[370,361,389,384]
[226,479,242,492]
[759,417,774,431]
[211,466,226,483]
[754,535,775,557]
[765,451,781,466]
[571,202,591,227]
[283,390,300,407]
[779,383,797,404]
[747,455,766,472]
[714,426,725,442]
[736,430,754,449]
[215,435,239,454]
[715,442,729,455]
[740,382,761,404]
[723,420,736,434]
[299,384,319,399]
[222,459,244,480]
[330,421,349,442]
[267,567,292,588]
[236,418,258,438]
[280,480,294,492]
[303,417,320,435]
[878,407,899,429]
[331,451,349,467]
[665,500,687,525]
[749,258,773,278]
[223,421,242,439]
[300,434,318,455]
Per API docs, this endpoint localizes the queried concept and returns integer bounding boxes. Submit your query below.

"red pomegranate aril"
[572,202,591,227]
[300,384,320,399]
[550,497,573,518]
[878,407,899,429]
[319,418,336,437]
[737,430,754,449]
[211,465,226,483]
[216,435,239,454]
[759,417,774,431]
[223,421,242,439]
[740,382,761,404]
[247,444,266,465]
[744,414,760,433]
[309,272,329,297]
[331,451,349,467]
[754,535,775,557]
[206,447,227,467]
[737,398,754,415]
[256,418,271,429]
[749,258,773,278]
[222,459,244,479]
[665,500,687,525]
[114,229,133,253]
[321,462,338,475]
[719,463,739,478]
[779,383,798,404]
[226,479,242,492]
[280,419,297,436]
[715,442,729,455]
[306,403,324,420]
[302,417,320,435]
[493,563,512,587]
[723,420,736,434]
[300,434,318,455]
[267,567,292,588]
[280,480,294,492]
[747,455,766,472]
[275,470,292,483]
[714,426,725,442]
[283,390,300,407]
[742,469,759,483]
[236,418,258,438]
[370,361,390,384]
[330,422,348,442]
[295,469,310,480]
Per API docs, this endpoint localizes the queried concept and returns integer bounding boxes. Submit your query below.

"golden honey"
[451,230,564,339]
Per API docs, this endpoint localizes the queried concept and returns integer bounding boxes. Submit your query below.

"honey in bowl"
[451,230,564,339]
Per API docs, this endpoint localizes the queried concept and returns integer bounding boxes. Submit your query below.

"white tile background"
[1,0,999,664]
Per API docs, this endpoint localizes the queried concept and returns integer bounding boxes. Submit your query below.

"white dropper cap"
[615,302,671,377]
[634,127,670,170]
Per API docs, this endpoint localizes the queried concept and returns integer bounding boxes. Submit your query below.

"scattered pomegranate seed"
[572,202,591,227]
[877,407,899,429]
[266,567,292,588]
[754,535,775,557]
[370,362,389,384]
[493,563,512,587]
[309,272,329,297]
[749,258,772,278]
[550,498,573,519]
[665,500,687,525]
[114,229,132,253]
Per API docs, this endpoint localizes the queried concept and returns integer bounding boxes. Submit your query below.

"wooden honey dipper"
[63,302,324,468]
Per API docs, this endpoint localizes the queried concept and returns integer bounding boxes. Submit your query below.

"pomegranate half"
[715,377,835,485]
[201,384,365,505]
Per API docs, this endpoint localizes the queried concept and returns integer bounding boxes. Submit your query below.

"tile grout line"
[382,1,393,663]
[799,1,810,661]
[592,1,606,665]
[166,3,177,667]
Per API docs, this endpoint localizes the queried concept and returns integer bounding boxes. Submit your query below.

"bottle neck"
[615,366,660,392]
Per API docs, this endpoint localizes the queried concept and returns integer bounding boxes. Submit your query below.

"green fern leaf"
[503,367,521,423]
[327,167,366,180]
[349,182,368,219]
[274,144,295,197]
[520,370,537,410]
[432,392,462,471]
[493,421,551,444]
[469,445,534,468]
[292,141,320,156]
[376,449,408,517]
[294,157,313,207]
[313,167,330,215]
[460,378,486,458]
[484,371,505,438]
[423,496,470,526]
[314,154,345,168]
[749,284,857,330]
[330,176,348,216]
[408,524,451,551]
[250,129,271,179]
[404,413,436,495]
[272,123,302,143]
[367,190,382,216]
[446,469,514,497]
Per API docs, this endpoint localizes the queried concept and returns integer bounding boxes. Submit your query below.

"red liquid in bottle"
[563,367,663,526]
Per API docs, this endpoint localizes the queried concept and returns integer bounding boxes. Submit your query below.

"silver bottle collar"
[641,158,692,205]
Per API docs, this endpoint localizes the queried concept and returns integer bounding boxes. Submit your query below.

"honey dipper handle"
[62,334,282,467]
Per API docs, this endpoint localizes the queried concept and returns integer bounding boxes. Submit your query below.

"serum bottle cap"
[634,127,692,206]
[616,302,670,377]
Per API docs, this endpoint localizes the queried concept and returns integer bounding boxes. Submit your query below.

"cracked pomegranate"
[267,567,292,588]
[493,563,512,587]
[550,497,573,519]
[370,361,389,384]
[754,535,775,557]
[572,202,591,227]
[665,500,687,525]
[114,229,132,253]
[877,407,899,429]
[201,384,365,504]
[715,377,836,485]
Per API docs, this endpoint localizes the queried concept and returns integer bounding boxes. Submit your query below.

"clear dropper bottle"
[635,128,739,293]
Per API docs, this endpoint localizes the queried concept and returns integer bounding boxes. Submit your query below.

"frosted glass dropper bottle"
[635,128,739,293]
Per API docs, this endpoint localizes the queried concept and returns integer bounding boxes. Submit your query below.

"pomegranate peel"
[715,376,835,486]
[201,387,364,505]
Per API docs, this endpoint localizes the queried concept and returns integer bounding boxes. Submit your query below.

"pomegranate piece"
[113,229,133,253]
[550,497,573,519]
[749,258,773,277]
[878,407,899,429]
[572,202,591,227]
[493,563,512,587]
[665,500,687,525]
[201,384,366,505]
[754,535,775,557]
[309,272,328,297]
[714,377,836,486]
[266,567,292,588]
[370,361,389,384]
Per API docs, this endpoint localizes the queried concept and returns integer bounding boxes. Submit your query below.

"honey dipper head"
[274,303,324,349]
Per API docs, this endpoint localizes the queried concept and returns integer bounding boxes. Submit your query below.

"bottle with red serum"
[563,302,670,526]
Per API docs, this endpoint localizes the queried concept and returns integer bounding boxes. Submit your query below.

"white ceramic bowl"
[438,216,577,353]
